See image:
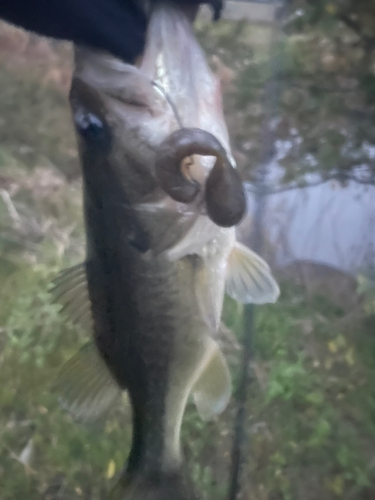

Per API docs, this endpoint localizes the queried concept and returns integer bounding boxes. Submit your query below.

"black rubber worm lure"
[155,128,247,228]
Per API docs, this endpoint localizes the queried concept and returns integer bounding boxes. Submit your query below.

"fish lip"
[103,85,165,119]
[106,94,154,117]
[73,46,165,117]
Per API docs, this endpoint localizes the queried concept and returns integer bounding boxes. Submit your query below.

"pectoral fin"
[53,342,122,422]
[192,339,231,421]
[50,262,92,329]
[225,242,280,304]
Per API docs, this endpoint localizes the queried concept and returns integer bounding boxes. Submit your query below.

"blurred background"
[1,0,375,499]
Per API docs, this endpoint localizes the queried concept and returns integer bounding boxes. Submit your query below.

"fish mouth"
[155,127,246,228]
[72,4,247,228]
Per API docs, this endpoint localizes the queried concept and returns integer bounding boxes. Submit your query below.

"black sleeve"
[0,0,148,63]
[0,0,223,63]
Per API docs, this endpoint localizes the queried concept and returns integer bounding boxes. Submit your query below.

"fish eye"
[73,105,112,156]
[74,107,105,140]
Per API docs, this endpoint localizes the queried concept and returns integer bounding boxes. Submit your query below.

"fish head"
[70,3,246,229]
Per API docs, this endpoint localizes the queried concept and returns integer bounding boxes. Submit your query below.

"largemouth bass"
[52,4,279,499]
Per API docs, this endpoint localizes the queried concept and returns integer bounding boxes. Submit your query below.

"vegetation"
[197,0,375,189]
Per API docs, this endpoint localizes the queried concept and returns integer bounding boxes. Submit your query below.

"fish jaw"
[72,2,245,230]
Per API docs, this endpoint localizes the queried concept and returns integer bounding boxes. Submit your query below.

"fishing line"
[227,1,290,499]
[152,81,184,128]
